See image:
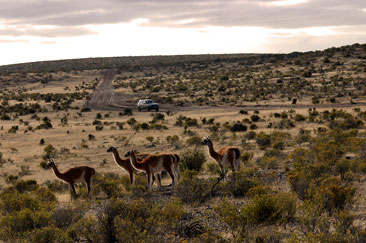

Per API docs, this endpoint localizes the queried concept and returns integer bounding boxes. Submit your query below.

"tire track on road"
[85,69,131,111]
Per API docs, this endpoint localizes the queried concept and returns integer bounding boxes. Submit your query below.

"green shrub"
[88,134,95,140]
[294,114,306,121]
[180,149,206,172]
[245,131,256,140]
[288,171,311,200]
[329,117,364,130]
[42,144,57,160]
[166,135,181,148]
[185,118,198,127]
[27,225,71,243]
[95,124,103,131]
[14,180,38,193]
[139,122,149,130]
[175,171,212,204]
[5,174,19,184]
[151,199,185,229]
[80,107,91,112]
[186,136,201,146]
[230,122,247,132]
[93,173,125,198]
[151,113,165,122]
[98,198,160,242]
[215,192,296,239]
[256,156,279,169]
[256,132,271,149]
[0,208,52,237]
[241,152,253,164]
[242,194,281,224]
[295,129,312,145]
[250,115,260,122]
[205,162,221,175]
[249,124,257,130]
[44,179,68,193]
[318,179,355,213]
[280,112,288,119]
[274,119,295,129]
[92,119,102,125]
[0,113,11,120]
[67,217,100,242]
[335,159,351,179]
[37,120,53,129]
[273,140,285,150]
[8,125,18,133]
[185,136,202,146]
[220,171,258,197]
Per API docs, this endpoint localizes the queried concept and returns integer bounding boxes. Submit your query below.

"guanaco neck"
[207,140,221,161]
[111,150,129,169]
[129,152,144,171]
[50,164,67,181]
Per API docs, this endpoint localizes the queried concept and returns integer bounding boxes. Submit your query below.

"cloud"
[0,39,29,43]
[263,24,366,52]
[0,0,365,30]
[0,25,96,38]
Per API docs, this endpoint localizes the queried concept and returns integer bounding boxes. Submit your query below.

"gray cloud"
[0,0,365,37]
[264,24,366,52]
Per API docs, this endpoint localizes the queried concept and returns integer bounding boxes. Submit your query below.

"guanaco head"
[202,136,211,146]
[125,150,137,157]
[107,146,117,153]
[47,158,55,168]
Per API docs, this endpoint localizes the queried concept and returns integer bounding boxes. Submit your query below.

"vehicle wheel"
[147,107,150,111]
[156,107,159,111]
[138,108,142,112]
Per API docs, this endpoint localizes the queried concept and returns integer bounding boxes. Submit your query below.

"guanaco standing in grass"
[202,136,241,173]
[125,150,180,191]
[47,158,95,199]
[106,146,149,185]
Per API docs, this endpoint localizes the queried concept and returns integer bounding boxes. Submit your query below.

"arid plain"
[1,44,366,242]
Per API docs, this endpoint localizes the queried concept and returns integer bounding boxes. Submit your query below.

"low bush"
[256,132,272,149]
[179,149,206,172]
[175,171,212,204]
[219,171,258,197]
[215,191,296,239]
[0,182,57,241]
[185,136,202,146]
[67,216,99,242]
[250,114,260,122]
[44,179,69,193]
[27,225,71,243]
[288,171,312,201]
[230,122,247,132]
[166,135,181,148]
[80,107,91,112]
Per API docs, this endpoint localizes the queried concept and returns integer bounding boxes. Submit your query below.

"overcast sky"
[1,0,366,65]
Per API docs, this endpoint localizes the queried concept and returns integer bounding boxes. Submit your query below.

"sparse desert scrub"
[2,44,366,242]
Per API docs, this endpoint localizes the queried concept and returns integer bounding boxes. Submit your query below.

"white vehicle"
[137,99,159,111]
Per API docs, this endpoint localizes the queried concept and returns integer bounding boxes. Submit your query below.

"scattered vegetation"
[2,43,366,242]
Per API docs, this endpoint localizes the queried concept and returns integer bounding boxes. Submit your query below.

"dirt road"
[85,69,136,111]
[86,69,366,112]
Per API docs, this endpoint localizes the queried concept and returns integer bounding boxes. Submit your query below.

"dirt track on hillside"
[86,69,366,112]
[85,69,135,111]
